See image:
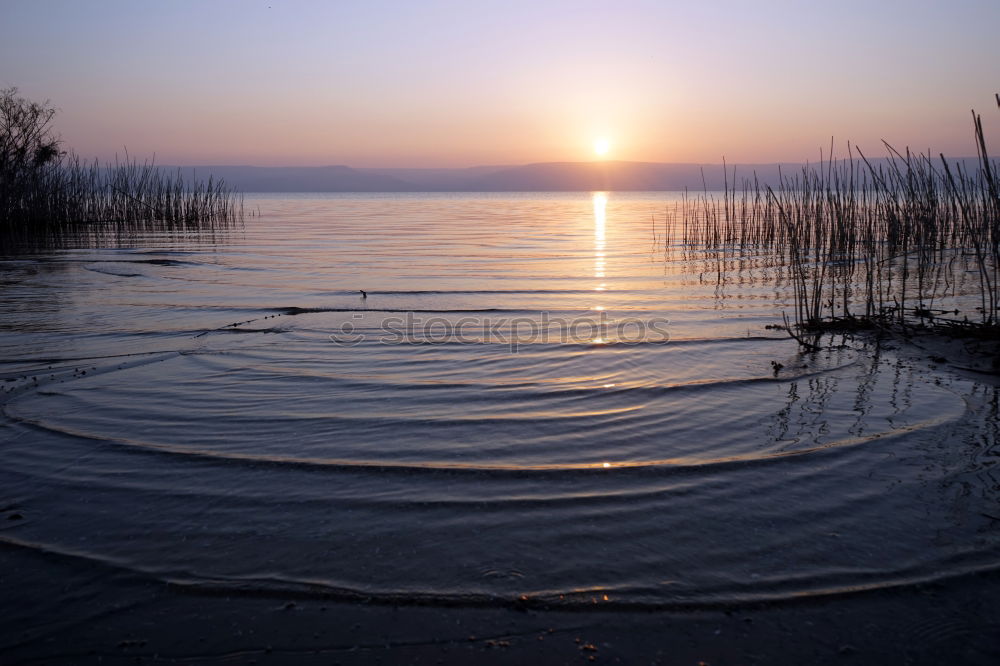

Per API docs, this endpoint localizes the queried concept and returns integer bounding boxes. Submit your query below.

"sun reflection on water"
[593,192,607,281]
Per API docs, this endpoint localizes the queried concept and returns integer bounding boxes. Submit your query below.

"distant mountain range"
[171,159,982,193]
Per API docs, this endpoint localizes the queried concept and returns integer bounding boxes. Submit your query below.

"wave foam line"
[2,533,998,613]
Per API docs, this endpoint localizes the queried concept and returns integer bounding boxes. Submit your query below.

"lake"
[1,192,998,615]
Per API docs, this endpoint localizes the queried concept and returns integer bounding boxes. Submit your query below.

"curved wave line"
[2,533,998,613]
[2,408,960,478]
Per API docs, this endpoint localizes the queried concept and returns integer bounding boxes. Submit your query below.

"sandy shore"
[3,536,1000,665]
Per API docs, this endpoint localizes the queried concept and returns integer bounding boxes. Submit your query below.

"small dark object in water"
[7,513,23,520]
[360,290,367,299]
[770,360,784,376]
[930,355,947,364]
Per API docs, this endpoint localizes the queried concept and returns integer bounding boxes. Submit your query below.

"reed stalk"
[672,100,999,344]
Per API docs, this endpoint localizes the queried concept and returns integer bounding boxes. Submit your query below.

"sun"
[593,137,610,157]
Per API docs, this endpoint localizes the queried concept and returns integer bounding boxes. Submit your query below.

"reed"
[0,156,245,250]
[672,97,1000,347]
[1,88,243,250]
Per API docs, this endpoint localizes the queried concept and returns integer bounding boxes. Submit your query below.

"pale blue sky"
[2,0,998,166]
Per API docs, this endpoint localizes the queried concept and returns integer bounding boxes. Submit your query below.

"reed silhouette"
[1,88,243,250]
[672,96,999,347]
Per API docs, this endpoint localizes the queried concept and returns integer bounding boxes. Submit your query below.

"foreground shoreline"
[3,536,1000,665]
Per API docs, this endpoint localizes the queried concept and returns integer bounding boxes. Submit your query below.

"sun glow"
[593,137,610,157]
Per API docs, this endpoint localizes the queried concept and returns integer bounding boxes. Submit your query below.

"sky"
[2,0,998,167]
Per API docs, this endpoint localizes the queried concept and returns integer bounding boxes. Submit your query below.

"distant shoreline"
[159,158,986,193]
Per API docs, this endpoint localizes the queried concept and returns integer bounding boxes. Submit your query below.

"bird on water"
[360,290,367,299]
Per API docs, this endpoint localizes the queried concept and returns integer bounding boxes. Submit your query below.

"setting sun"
[593,137,610,157]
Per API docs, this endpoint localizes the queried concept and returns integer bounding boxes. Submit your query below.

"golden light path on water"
[593,191,607,280]
[591,191,609,344]
[592,191,609,348]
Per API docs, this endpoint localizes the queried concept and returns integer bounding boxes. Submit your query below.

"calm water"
[1,192,998,610]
